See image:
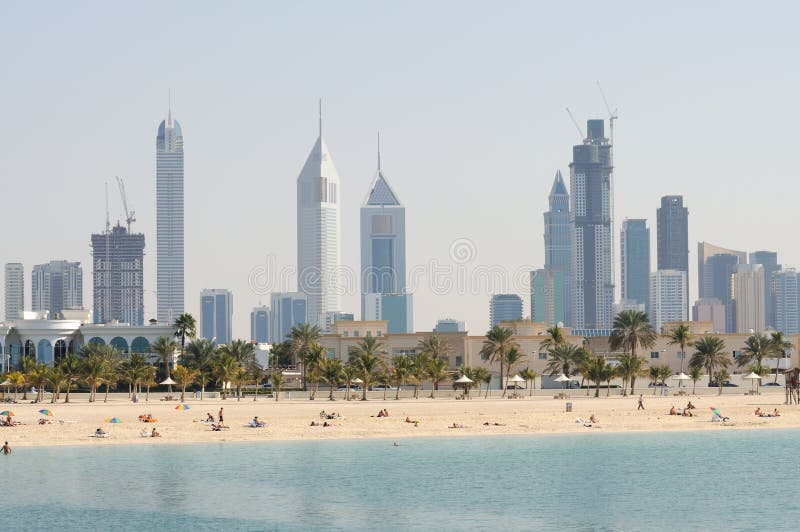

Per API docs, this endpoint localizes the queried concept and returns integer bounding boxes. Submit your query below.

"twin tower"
[296,114,410,332]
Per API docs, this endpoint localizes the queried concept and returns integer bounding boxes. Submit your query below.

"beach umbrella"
[671,372,692,388]
[105,417,122,423]
[351,378,363,384]
[175,404,191,411]
[160,377,176,396]
[454,375,473,396]
[554,374,571,390]
[0,410,16,416]
[742,372,763,392]
[38,409,55,417]
[0,380,10,386]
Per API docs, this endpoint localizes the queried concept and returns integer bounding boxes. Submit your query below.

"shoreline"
[1,392,796,448]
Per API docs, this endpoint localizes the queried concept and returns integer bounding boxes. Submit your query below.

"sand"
[0,388,797,448]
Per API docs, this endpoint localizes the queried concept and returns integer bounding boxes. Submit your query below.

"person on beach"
[218,408,224,423]
[637,395,645,410]
[669,406,677,415]
[686,401,695,410]
[206,413,215,422]
[1,441,10,455]
[151,427,160,437]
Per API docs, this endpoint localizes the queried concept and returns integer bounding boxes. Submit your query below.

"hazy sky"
[2,1,799,338]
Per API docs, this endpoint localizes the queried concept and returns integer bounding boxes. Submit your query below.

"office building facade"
[490,294,523,328]
[434,319,466,333]
[31,260,83,318]
[270,292,307,344]
[649,270,688,333]
[656,195,689,274]
[692,298,726,333]
[363,293,413,334]
[749,251,780,329]
[620,219,650,314]
[773,269,800,335]
[250,306,271,344]
[200,289,233,345]
[4,263,24,322]
[530,269,569,326]
[732,264,765,333]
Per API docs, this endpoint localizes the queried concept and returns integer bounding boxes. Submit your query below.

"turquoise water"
[1,430,798,531]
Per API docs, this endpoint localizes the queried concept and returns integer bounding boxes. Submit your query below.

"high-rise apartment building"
[91,224,145,325]
[773,269,799,335]
[297,109,340,328]
[570,119,614,329]
[200,289,233,345]
[732,264,765,333]
[620,219,650,314]
[360,139,409,325]
[270,292,307,344]
[156,108,184,324]
[363,293,414,334]
[656,195,689,275]
[705,253,740,332]
[250,306,271,343]
[697,242,747,301]
[4,263,24,322]
[749,251,780,329]
[530,269,569,326]
[489,294,523,328]
[31,260,83,318]
[433,319,466,332]
[692,298,726,333]
[649,270,688,333]
[536,171,571,326]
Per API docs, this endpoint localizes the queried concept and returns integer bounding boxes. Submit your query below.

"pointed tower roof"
[363,133,401,206]
[297,100,339,185]
[549,170,568,196]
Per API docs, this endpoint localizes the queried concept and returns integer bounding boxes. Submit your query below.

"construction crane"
[115,176,136,233]
[596,81,618,148]
[565,107,586,143]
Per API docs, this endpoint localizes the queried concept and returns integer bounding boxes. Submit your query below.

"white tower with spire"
[156,98,184,324]
[296,102,341,327]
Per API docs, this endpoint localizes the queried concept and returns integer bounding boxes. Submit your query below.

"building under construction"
[91,224,145,326]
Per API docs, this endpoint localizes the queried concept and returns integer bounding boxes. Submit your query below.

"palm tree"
[410,353,430,399]
[657,365,672,396]
[172,365,199,402]
[269,371,284,401]
[713,368,730,396]
[7,371,24,402]
[59,352,80,403]
[666,323,692,377]
[142,370,157,402]
[427,358,449,398]
[212,353,239,400]
[318,358,345,400]
[47,366,68,404]
[471,367,491,398]
[539,324,567,352]
[769,332,792,384]
[151,336,180,381]
[173,313,197,354]
[81,353,106,403]
[689,365,702,394]
[182,338,218,372]
[27,363,49,403]
[349,336,387,401]
[288,322,322,390]
[417,335,454,362]
[738,332,770,393]
[303,344,325,400]
[504,347,524,394]
[480,326,518,397]
[584,355,612,398]
[455,366,477,396]
[689,336,729,386]
[390,355,411,400]
[545,344,587,378]
[609,310,657,359]
[19,355,35,400]
[519,367,538,396]
[219,340,257,400]
[614,352,647,396]
[100,347,122,403]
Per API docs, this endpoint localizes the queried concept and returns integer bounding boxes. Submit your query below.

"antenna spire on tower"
[318,98,322,139]
[377,131,381,172]
[168,88,173,126]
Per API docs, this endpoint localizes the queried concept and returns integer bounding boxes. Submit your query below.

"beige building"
[318,319,799,388]
[732,264,765,333]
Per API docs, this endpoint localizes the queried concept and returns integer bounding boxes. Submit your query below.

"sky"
[2,1,800,338]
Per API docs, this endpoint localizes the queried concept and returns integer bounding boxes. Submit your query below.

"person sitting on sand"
[669,406,677,415]
[773,409,781,417]
[206,413,215,422]
[151,428,160,437]
[687,401,695,410]
[310,421,319,426]
[450,422,465,429]
[589,414,599,423]
[755,408,762,416]
[252,416,266,427]
[483,422,506,426]
[211,423,228,431]
[6,415,13,426]
[383,409,389,417]
[95,428,107,437]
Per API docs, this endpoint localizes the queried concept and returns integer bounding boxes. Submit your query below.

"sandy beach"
[0,388,796,448]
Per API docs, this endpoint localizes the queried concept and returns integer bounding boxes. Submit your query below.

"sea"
[1,429,798,531]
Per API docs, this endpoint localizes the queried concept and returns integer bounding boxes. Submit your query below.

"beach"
[0,388,796,447]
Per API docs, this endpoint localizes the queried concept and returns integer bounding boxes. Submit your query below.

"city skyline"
[4,3,800,338]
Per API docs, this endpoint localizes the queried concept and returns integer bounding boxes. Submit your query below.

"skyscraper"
[692,298,726,333]
[489,294,523,328]
[91,224,145,325]
[570,119,614,329]
[697,242,747,300]
[297,106,340,327]
[360,135,408,323]
[363,293,414,333]
[433,319,466,332]
[732,264,765,333]
[250,305,271,343]
[773,269,799,335]
[4,263,24,322]
[620,219,650,314]
[649,270,687,333]
[200,289,233,345]
[31,260,83,318]
[749,251,780,329]
[705,253,740,332]
[656,195,689,275]
[535,171,571,326]
[270,292,307,344]
[156,107,184,324]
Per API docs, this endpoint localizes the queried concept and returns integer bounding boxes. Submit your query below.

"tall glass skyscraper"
[250,306,271,343]
[91,224,145,325]
[489,294,523,328]
[749,250,780,329]
[569,119,614,329]
[31,260,83,318]
[656,196,689,274]
[200,289,232,345]
[156,109,184,324]
[533,171,571,326]
[297,109,341,327]
[620,219,650,314]
[4,263,24,322]
[706,253,740,332]
[360,138,409,330]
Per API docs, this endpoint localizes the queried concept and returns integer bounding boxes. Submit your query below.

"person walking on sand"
[637,394,645,410]
[218,408,224,423]
[2,441,11,455]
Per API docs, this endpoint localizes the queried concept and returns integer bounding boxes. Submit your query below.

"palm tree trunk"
[631,377,636,395]
[104,384,110,403]
[146,384,151,402]
[361,381,368,401]
[181,385,186,403]
[484,384,489,399]
[430,383,436,399]
[595,381,600,398]
[201,383,205,400]
[329,382,335,401]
